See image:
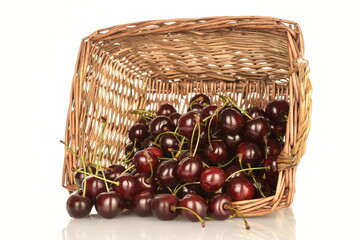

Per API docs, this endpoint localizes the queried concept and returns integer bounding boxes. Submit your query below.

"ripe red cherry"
[113,173,139,200]
[200,167,226,192]
[208,193,232,220]
[188,103,205,112]
[157,103,177,116]
[189,93,211,105]
[265,139,282,157]
[156,160,180,187]
[251,177,272,198]
[95,191,124,219]
[106,165,125,181]
[221,133,243,152]
[201,105,218,127]
[151,193,179,220]
[225,165,246,180]
[145,146,163,159]
[218,108,244,134]
[133,150,159,173]
[244,116,271,143]
[159,133,180,157]
[265,100,289,123]
[179,194,208,222]
[149,116,175,138]
[177,184,202,199]
[236,141,263,168]
[134,172,155,192]
[204,141,228,165]
[66,191,93,218]
[226,177,254,201]
[132,190,154,216]
[177,156,203,183]
[245,106,267,121]
[270,122,286,138]
[125,142,141,158]
[128,123,149,142]
[178,111,202,137]
[169,112,181,126]
[83,176,107,201]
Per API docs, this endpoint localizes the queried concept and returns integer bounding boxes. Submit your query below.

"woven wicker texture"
[62,16,312,217]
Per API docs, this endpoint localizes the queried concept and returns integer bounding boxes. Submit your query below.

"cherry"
[145,146,163,159]
[265,100,289,124]
[178,193,208,223]
[113,173,139,200]
[125,142,141,158]
[262,156,278,177]
[106,165,125,181]
[251,177,272,198]
[159,133,180,157]
[137,117,148,125]
[133,150,159,174]
[154,184,171,194]
[128,123,149,142]
[83,176,107,201]
[149,116,175,138]
[177,156,203,183]
[95,191,124,219]
[177,184,202,199]
[66,191,93,218]
[244,116,271,143]
[189,93,211,106]
[151,193,179,220]
[221,133,243,152]
[188,103,205,112]
[204,141,228,165]
[265,139,282,157]
[201,105,218,127]
[225,165,246,180]
[157,103,177,117]
[218,108,244,134]
[270,122,286,139]
[134,172,155,192]
[156,160,180,187]
[140,136,155,149]
[169,112,181,126]
[200,167,226,192]
[177,150,191,161]
[208,193,232,220]
[236,142,262,168]
[226,177,254,201]
[178,111,202,137]
[245,106,266,121]
[132,190,154,216]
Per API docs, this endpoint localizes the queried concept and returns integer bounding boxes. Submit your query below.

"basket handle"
[277,58,312,171]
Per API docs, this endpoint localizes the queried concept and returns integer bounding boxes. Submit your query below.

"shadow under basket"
[62,16,312,217]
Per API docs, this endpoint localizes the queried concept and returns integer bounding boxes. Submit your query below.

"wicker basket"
[62,16,312,217]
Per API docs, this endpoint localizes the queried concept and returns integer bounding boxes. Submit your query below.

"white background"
[1,0,360,239]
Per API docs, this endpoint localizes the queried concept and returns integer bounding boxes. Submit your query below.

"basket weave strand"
[62,16,312,217]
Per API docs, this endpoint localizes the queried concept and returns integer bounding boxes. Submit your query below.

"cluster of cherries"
[65,93,289,229]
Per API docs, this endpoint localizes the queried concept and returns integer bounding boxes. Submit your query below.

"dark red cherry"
[95,191,124,219]
[200,167,226,192]
[132,190,154,216]
[137,117,148,125]
[265,139,282,157]
[125,142,141,158]
[245,106,266,121]
[169,112,181,126]
[74,169,86,188]
[251,177,272,198]
[270,123,286,138]
[149,116,175,138]
[262,156,278,177]
[156,160,180,188]
[177,156,203,183]
[204,141,228,165]
[225,165,247,180]
[66,191,93,218]
[201,105,218,127]
[177,184,202,199]
[159,133,180,157]
[145,146,163,159]
[266,174,278,190]
[177,150,191,161]
[128,123,149,142]
[133,150,159,173]
[188,103,205,112]
[221,133,243,152]
[157,103,177,116]
[154,184,171,194]
[218,108,244,134]
[179,194,208,222]
[178,111,202,137]
[83,176,107,201]
[134,172,155,192]
[226,177,254,201]
[265,100,289,124]
[151,193,179,220]
[189,93,211,106]
[208,193,232,220]
[244,116,271,143]
[140,136,155,149]
[236,142,262,168]
[106,165,125,181]
[113,173,139,200]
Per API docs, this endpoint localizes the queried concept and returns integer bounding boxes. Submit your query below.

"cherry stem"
[207,114,216,149]
[95,120,107,175]
[173,181,200,196]
[174,136,186,160]
[224,204,250,230]
[130,109,156,117]
[121,164,135,174]
[76,170,119,186]
[218,94,252,120]
[125,139,137,162]
[225,166,270,182]
[264,136,269,159]
[217,155,237,168]
[146,154,154,183]
[171,206,205,228]
[192,123,201,157]
[154,131,184,144]
[249,171,266,198]
[101,169,110,192]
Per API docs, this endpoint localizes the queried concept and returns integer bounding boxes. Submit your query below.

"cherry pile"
[64,94,289,229]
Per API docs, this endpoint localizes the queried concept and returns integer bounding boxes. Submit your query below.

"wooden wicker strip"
[62,16,311,217]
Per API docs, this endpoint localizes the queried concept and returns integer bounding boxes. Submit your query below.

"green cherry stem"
[225,166,270,182]
[76,170,120,186]
[173,181,200,196]
[218,94,252,120]
[249,171,266,198]
[217,155,237,168]
[192,123,201,157]
[224,204,250,230]
[60,140,87,174]
[171,205,206,228]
